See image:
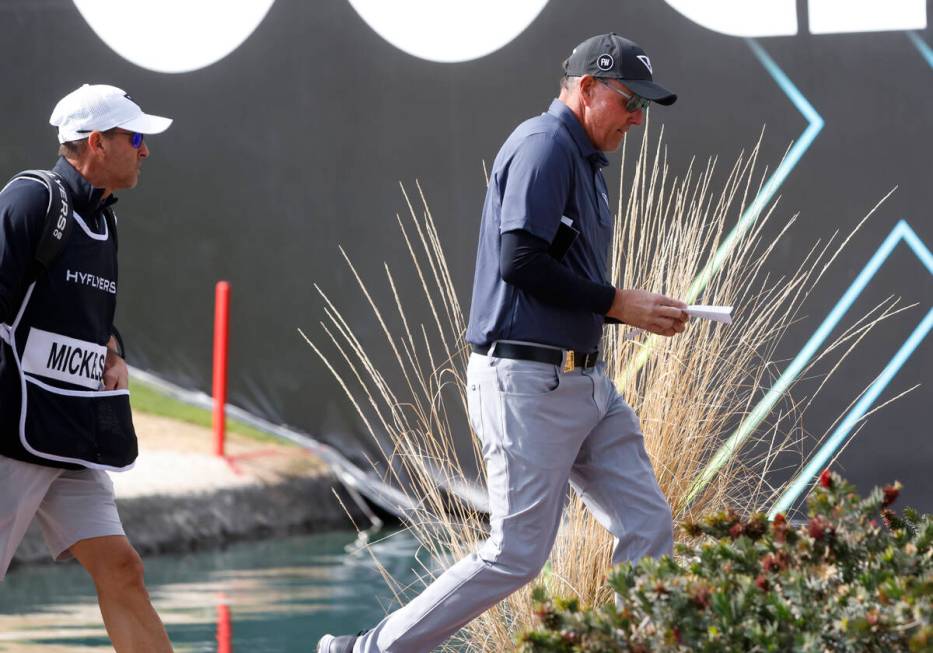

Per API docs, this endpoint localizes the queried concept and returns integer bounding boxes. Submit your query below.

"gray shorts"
[0,454,124,579]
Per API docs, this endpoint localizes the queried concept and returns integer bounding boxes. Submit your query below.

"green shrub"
[520,472,931,653]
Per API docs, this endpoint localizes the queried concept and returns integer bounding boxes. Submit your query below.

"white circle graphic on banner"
[73,0,277,73]
[346,0,550,63]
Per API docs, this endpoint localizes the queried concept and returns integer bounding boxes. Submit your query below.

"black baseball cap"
[563,33,677,106]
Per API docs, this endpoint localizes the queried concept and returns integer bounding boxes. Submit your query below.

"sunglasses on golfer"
[599,80,650,113]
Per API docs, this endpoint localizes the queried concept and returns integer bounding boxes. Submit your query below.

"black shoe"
[316,633,358,653]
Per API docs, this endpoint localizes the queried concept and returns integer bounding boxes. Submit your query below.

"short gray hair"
[560,75,581,92]
[58,139,87,158]
[58,127,122,159]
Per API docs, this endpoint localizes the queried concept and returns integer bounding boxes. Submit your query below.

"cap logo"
[597,54,614,71]
[636,55,653,74]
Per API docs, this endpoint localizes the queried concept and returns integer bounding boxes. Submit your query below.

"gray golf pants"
[355,352,673,653]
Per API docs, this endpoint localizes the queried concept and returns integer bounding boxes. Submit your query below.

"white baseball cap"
[49,84,173,144]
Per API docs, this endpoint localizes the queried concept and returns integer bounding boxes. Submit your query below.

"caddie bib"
[0,205,137,470]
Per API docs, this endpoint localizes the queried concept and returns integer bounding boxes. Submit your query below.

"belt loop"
[486,341,498,365]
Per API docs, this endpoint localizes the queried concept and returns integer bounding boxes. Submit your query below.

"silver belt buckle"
[562,350,575,373]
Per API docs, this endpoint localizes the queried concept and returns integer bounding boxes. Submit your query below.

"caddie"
[0,84,174,652]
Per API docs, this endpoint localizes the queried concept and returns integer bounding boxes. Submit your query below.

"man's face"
[98,129,149,191]
[582,78,645,152]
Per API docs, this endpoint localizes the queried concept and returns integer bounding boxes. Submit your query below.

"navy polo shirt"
[466,99,614,352]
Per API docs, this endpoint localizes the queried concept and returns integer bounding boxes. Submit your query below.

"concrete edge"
[11,472,368,568]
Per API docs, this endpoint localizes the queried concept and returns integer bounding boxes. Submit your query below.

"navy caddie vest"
[0,171,137,471]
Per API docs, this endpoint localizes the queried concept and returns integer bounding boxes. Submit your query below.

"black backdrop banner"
[1,0,929,511]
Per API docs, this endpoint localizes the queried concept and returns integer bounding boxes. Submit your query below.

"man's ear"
[87,130,106,152]
[579,75,596,102]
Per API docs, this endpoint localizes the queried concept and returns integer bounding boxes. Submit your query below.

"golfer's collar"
[547,99,609,169]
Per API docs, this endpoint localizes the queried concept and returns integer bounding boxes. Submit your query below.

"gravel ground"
[113,411,328,498]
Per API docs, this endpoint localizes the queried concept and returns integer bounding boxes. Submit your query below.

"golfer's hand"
[102,349,129,390]
[607,288,688,337]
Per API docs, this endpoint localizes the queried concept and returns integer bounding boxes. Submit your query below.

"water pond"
[0,530,424,652]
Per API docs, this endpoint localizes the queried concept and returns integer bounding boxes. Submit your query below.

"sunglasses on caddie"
[599,79,650,112]
[112,129,145,149]
[77,128,145,149]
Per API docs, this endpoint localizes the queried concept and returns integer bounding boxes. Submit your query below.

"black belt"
[470,342,599,371]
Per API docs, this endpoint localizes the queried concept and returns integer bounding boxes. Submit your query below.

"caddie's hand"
[102,349,129,390]
[607,288,688,337]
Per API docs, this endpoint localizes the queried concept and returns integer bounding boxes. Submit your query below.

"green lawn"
[130,378,288,446]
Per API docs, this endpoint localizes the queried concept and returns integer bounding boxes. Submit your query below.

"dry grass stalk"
[302,125,899,651]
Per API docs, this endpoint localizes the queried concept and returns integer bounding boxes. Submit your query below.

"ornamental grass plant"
[520,471,931,652]
[302,125,904,651]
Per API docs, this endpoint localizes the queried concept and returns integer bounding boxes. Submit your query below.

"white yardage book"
[622,305,733,339]
[686,305,733,324]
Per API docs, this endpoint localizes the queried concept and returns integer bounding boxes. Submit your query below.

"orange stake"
[216,600,232,653]
[212,281,230,457]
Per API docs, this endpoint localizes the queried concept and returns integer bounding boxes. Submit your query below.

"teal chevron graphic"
[622,39,824,391]
[770,221,932,516]
[683,40,824,503]
[907,31,933,68]
[685,39,824,300]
